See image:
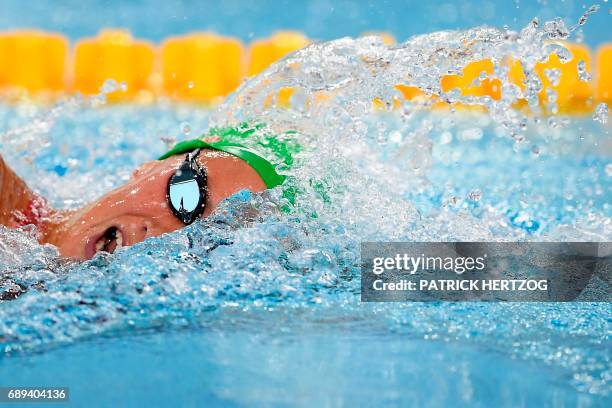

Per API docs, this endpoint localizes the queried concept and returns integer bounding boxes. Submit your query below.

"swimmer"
[0,125,291,260]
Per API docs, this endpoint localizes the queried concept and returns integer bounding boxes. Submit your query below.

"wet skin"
[0,150,266,260]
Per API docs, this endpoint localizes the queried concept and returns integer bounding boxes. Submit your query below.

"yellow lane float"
[247,31,310,76]
[596,45,612,103]
[162,33,243,103]
[0,28,609,115]
[74,29,155,101]
[534,43,594,113]
[0,30,67,96]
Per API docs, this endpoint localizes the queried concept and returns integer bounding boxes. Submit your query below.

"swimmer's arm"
[0,154,40,228]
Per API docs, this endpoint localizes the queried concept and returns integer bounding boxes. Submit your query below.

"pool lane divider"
[0,29,610,114]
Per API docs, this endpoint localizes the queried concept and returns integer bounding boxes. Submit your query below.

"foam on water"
[0,20,610,397]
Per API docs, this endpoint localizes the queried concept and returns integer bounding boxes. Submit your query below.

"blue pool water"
[0,5,611,408]
[3,322,610,407]
[0,100,609,406]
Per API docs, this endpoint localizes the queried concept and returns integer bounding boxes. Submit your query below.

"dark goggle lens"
[167,160,207,224]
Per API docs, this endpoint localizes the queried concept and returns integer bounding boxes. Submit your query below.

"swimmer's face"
[46,150,266,260]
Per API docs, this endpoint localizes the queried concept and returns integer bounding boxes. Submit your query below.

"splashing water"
[594,102,609,125]
[0,21,610,401]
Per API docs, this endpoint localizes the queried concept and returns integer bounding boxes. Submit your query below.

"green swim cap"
[159,124,299,189]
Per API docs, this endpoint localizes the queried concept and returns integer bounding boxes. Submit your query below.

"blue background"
[0,0,609,46]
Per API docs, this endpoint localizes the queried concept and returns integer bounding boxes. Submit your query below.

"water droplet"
[100,79,119,94]
[468,189,482,202]
[160,135,177,148]
[543,18,570,40]
[577,60,591,82]
[180,122,192,135]
[605,163,612,177]
[443,196,458,207]
[187,81,194,89]
[389,130,402,144]
[458,128,483,141]
[439,131,452,145]
[531,145,540,157]
[593,103,608,124]
[544,44,572,64]
[577,5,599,26]
[544,69,561,86]
[512,133,525,143]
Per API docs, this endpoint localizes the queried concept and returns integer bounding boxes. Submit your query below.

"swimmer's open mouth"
[88,226,125,258]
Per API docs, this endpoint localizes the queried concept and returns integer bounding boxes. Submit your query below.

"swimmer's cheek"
[131,161,158,179]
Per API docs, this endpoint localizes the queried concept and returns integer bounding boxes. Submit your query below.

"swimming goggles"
[163,138,287,224]
[160,139,286,189]
[166,148,208,224]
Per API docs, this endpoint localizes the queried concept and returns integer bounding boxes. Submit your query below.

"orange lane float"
[248,31,311,107]
[247,31,311,77]
[0,28,609,116]
[0,30,67,96]
[262,32,390,109]
[432,59,502,112]
[405,43,599,115]
[533,43,594,113]
[74,29,155,101]
[596,45,612,104]
[162,33,243,103]
[441,59,502,101]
